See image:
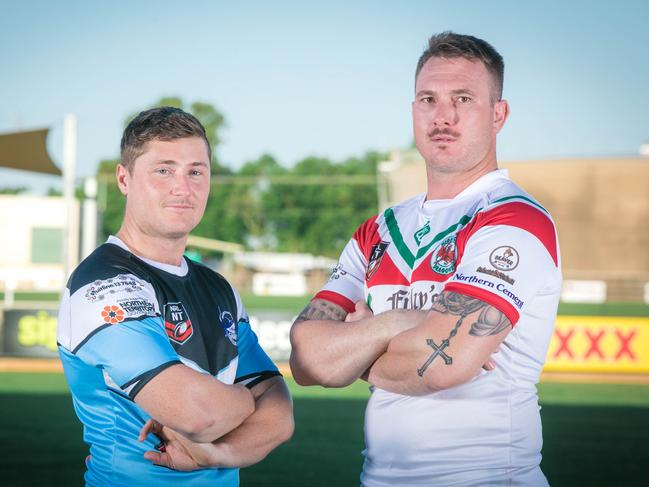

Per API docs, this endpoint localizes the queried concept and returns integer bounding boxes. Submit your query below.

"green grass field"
[0,372,648,486]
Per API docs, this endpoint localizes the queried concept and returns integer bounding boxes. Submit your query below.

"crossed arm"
[136,366,294,470]
[289,299,428,387]
[366,292,511,395]
[289,291,510,394]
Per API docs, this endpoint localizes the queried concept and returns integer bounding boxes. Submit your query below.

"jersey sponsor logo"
[84,275,146,302]
[163,302,193,344]
[219,310,238,346]
[489,246,519,271]
[101,305,125,324]
[117,298,156,318]
[430,235,457,275]
[476,266,515,285]
[453,272,495,288]
[454,273,525,309]
[386,285,436,310]
[413,222,430,245]
[329,263,348,281]
[496,283,524,309]
[366,241,389,280]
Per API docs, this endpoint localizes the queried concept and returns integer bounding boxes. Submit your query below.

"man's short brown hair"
[120,106,211,172]
[415,31,505,102]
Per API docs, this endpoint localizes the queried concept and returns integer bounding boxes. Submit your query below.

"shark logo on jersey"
[163,302,193,344]
[430,235,457,275]
[219,310,238,346]
[366,241,390,280]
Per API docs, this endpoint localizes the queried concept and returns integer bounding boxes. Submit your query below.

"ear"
[493,99,509,134]
[116,164,130,196]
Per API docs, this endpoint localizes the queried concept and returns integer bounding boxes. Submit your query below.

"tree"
[0,186,27,194]
[261,152,381,257]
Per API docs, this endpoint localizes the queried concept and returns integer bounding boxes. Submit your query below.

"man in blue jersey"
[58,107,294,486]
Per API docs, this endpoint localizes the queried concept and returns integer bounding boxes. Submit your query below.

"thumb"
[144,450,173,468]
[355,301,370,312]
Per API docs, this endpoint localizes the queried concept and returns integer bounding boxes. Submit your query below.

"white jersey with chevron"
[315,169,561,486]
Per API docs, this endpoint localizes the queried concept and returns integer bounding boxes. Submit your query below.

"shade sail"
[0,128,61,176]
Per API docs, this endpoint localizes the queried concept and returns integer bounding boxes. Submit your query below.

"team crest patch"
[430,235,457,275]
[101,305,125,324]
[164,302,193,344]
[489,246,519,271]
[219,310,238,346]
[366,241,389,280]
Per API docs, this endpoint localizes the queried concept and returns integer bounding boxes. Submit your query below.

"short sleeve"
[314,216,378,312]
[444,202,560,325]
[232,287,281,388]
[76,316,180,398]
[59,272,180,399]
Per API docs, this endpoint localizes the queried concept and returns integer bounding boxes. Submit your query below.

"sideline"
[0,357,293,377]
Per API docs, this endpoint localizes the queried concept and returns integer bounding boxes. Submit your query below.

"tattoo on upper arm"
[469,307,511,336]
[295,300,347,322]
[417,292,508,377]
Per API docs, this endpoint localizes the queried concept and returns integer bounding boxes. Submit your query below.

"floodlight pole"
[62,114,77,281]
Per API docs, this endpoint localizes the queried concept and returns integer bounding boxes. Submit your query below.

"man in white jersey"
[290,32,561,486]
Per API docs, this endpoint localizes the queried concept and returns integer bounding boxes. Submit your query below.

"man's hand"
[139,419,208,471]
[345,301,374,322]
[139,376,293,470]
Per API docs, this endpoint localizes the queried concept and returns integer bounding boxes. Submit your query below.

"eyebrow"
[415,88,477,98]
[157,160,209,167]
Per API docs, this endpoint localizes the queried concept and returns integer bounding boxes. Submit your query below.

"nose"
[170,173,191,196]
[432,101,457,127]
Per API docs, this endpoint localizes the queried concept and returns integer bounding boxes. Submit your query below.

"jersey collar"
[106,235,189,277]
[420,168,510,213]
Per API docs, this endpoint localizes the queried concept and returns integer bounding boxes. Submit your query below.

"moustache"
[428,128,461,138]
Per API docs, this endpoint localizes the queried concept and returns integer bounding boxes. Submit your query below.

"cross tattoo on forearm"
[417,313,466,377]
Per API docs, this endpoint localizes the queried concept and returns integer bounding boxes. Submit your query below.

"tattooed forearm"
[417,310,465,376]
[469,307,511,336]
[295,299,347,322]
[431,292,486,316]
[417,292,510,377]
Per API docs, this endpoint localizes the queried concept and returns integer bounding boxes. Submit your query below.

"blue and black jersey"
[58,236,279,486]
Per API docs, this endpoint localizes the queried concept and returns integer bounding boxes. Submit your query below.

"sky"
[1,0,648,193]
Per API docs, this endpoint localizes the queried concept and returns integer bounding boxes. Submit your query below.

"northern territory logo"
[164,302,193,344]
[430,235,457,275]
[101,305,125,324]
[219,310,238,346]
[117,298,156,318]
[366,241,389,280]
[489,246,519,271]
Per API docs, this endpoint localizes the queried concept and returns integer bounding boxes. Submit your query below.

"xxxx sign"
[544,316,649,373]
